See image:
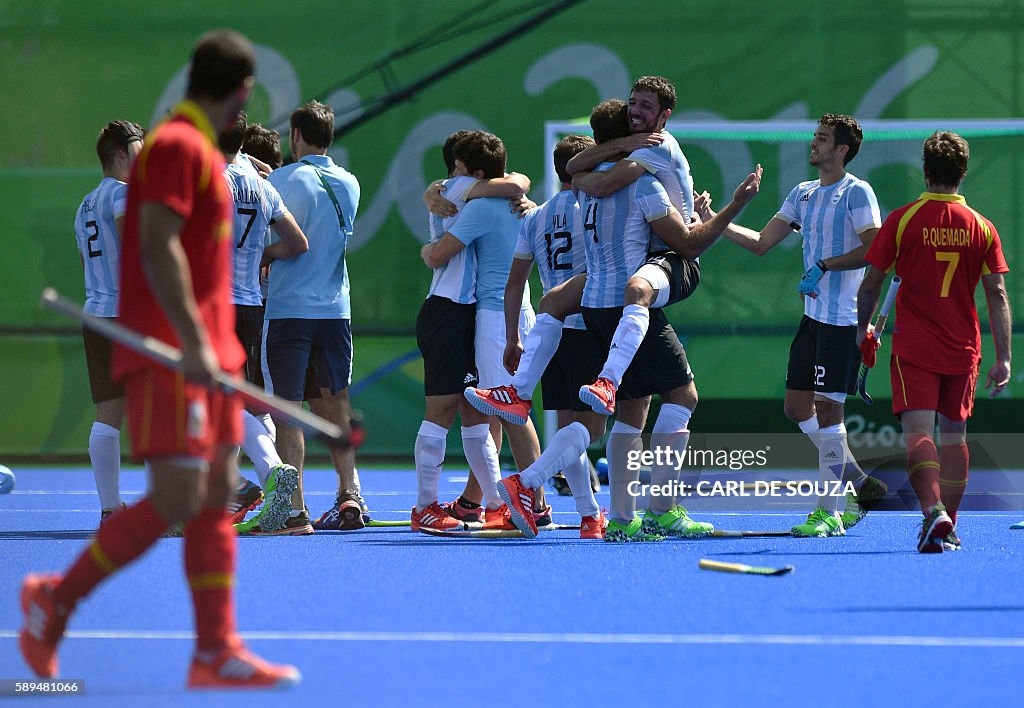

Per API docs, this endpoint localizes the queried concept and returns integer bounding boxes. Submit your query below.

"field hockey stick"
[40,288,362,450]
[709,530,793,538]
[698,559,794,576]
[856,276,901,405]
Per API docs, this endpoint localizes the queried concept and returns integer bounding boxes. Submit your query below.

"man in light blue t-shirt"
[262,100,364,534]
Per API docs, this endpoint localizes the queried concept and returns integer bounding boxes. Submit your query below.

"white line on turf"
[0,629,1022,648]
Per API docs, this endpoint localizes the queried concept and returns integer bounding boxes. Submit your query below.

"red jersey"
[114,100,245,380]
[865,192,1009,374]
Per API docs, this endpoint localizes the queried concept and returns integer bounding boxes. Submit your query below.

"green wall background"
[1,1,1020,458]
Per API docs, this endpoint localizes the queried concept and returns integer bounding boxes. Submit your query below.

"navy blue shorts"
[263,318,353,401]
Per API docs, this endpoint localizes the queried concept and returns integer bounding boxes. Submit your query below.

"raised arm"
[982,272,1012,397]
[565,133,663,175]
[572,159,648,199]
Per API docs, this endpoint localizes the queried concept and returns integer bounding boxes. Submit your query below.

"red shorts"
[890,354,979,422]
[125,367,243,461]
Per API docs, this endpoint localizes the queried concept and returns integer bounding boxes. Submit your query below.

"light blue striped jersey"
[74,177,127,317]
[777,172,881,326]
[514,189,586,329]
[581,164,675,309]
[266,155,360,320]
[224,163,288,306]
[449,197,520,311]
[630,131,694,222]
[426,176,477,304]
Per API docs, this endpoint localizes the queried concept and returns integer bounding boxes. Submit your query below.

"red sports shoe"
[20,574,69,679]
[496,474,538,538]
[482,504,516,530]
[187,641,301,690]
[463,385,531,426]
[579,377,617,415]
[580,510,608,539]
[411,502,466,532]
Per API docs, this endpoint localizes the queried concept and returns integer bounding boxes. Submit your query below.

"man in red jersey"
[857,131,1012,554]
[19,30,300,689]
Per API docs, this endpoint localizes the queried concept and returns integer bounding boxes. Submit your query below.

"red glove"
[860,330,879,368]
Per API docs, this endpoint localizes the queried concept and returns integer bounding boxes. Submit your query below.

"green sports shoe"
[792,508,845,537]
[234,464,299,534]
[841,475,889,529]
[641,505,714,538]
[604,516,664,543]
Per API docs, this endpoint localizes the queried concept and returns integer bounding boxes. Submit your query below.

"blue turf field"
[2,466,1023,706]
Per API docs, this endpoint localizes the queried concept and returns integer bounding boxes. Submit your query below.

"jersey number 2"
[935,251,960,297]
[85,220,102,258]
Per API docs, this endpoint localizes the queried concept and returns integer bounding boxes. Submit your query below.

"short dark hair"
[632,75,677,112]
[219,111,247,156]
[186,29,255,101]
[96,120,144,171]
[452,131,507,179]
[290,100,334,149]
[244,123,283,169]
[590,99,630,144]
[554,134,595,184]
[442,129,475,177]
[923,131,969,188]
[819,114,863,165]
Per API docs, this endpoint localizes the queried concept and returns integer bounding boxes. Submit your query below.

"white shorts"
[475,306,535,388]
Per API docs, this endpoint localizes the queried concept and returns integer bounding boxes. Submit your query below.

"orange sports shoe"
[463,385,531,426]
[188,641,301,690]
[579,377,617,415]
[482,504,517,530]
[580,510,608,539]
[496,474,538,539]
[411,502,466,533]
[20,574,69,679]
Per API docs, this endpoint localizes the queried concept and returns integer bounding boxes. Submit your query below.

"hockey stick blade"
[699,559,794,576]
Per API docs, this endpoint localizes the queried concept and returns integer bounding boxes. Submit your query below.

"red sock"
[906,433,941,515]
[939,443,969,524]
[54,498,168,607]
[185,507,237,652]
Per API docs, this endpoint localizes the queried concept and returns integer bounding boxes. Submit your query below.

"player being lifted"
[857,131,1011,552]
[73,120,144,524]
[475,99,760,541]
[715,114,889,537]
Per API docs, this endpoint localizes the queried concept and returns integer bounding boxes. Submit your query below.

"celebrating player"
[717,114,889,537]
[857,131,1012,552]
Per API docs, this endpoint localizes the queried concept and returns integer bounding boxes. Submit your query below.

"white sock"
[462,423,503,509]
[242,410,282,486]
[598,304,650,387]
[520,421,591,490]
[88,422,122,510]
[798,416,820,448]
[260,413,277,443]
[564,450,600,517]
[608,420,643,523]
[650,403,693,513]
[818,423,851,514]
[415,421,448,510]
[511,313,563,400]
